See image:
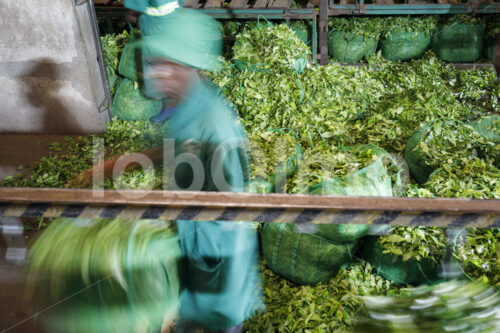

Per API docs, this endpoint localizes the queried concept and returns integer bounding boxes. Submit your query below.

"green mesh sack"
[308,159,392,197]
[28,218,181,333]
[380,31,431,61]
[362,236,439,285]
[469,115,500,166]
[308,145,404,198]
[112,79,162,121]
[469,115,500,143]
[316,224,369,243]
[328,31,378,63]
[261,222,360,285]
[290,21,309,45]
[306,160,390,244]
[118,40,141,82]
[404,125,436,184]
[404,119,494,184]
[432,24,485,63]
[246,177,274,194]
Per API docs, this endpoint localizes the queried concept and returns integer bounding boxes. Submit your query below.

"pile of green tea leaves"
[103,165,165,190]
[454,228,500,285]
[6,20,500,333]
[27,217,180,332]
[357,279,500,332]
[28,218,178,296]
[208,23,499,200]
[243,263,404,333]
[328,17,384,39]
[381,16,438,38]
[247,130,299,180]
[379,226,447,263]
[100,30,131,73]
[444,66,500,112]
[287,144,399,194]
[233,22,311,70]
[403,119,500,198]
[424,158,500,199]
[409,120,497,172]
[2,119,163,189]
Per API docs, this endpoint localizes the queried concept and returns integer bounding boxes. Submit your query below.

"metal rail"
[1,188,499,227]
[95,6,319,61]
[94,3,500,69]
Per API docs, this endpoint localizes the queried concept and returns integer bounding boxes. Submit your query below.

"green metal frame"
[328,2,500,15]
[323,1,500,74]
[94,6,319,62]
[95,3,499,71]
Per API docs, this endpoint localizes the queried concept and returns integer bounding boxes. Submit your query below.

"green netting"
[246,177,274,194]
[404,124,436,184]
[308,159,392,196]
[362,236,439,286]
[118,40,141,82]
[290,22,309,45]
[261,222,360,285]
[432,23,485,63]
[328,31,378,63]
[484,36,496,60]
[307,145,403,197]
[28,218,181,333]
[380,31,431,61]
[469,115,500,143]
[404,119,497,184]
[316,224,369,243]
[470,115,500,166]
[112,79,162,121]
[302,145,403,244]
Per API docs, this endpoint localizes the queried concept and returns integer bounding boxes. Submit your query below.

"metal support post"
[0,217,26,264]
[319,0,328,65]
[494,30,500,80]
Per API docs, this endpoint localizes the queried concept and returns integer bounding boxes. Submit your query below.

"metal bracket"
[494,31,500,80]
[0,217,26,264]
[75,0,90,6]
[319,0,328,65]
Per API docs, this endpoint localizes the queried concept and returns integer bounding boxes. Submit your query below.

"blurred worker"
[124,0,180,99]
[138,9,263,333]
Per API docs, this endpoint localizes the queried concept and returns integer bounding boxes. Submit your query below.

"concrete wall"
[0,0,110,134]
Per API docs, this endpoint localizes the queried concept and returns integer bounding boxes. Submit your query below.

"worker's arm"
[67,146,164,188]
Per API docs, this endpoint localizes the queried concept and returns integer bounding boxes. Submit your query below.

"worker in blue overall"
[124,0,181,99]
[137,9,263,333]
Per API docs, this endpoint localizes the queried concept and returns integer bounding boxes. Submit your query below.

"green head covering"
[139,9,222,71]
